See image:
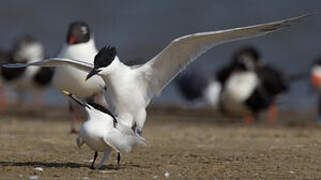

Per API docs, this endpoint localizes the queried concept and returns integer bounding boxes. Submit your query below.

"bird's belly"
[107,79,146,112]
[81,123,111,152]
[10,66,40,91]
[53,66,104,98]
[220,72,258,116]
[84,136,110,152]
[221,95,251,116]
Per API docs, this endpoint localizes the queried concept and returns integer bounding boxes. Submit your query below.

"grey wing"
[3,58,94,73]
[139,14,309,99]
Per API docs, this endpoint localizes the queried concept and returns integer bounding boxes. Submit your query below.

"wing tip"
[283,13,312,24]
[257,13,312,33]
[2,63,23,68]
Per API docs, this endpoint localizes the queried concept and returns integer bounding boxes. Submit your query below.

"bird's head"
[66,21,91,45]
[85,46,117,81]
[12,35,44,63]
[232,46,261,71]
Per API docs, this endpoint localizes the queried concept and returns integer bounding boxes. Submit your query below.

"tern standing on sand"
[63,90,146,169]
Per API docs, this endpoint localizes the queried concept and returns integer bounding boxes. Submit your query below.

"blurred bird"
[310,57,321,125]
[63,90,146,169]
[0,35,54,111]
[217,46,307,124]
[177,45,306,124]
[217,46,288,123]
[175,71,221,108]
[52,21,105,133]
[4,15,308,133]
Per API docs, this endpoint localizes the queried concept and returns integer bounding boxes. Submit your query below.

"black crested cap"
[94,46,117,68]
[66,21,90,44]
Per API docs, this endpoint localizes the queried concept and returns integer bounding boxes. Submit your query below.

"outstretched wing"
[3,58,94,73]
[140,14,308,98]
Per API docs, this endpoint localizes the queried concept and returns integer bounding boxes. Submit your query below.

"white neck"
[103,56,130,77]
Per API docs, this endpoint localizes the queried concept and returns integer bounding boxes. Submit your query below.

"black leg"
[137,129,142,136]
[68,100,74,112]
[90,152,98,169]
[116,152,120,169]
[69,101,78,134]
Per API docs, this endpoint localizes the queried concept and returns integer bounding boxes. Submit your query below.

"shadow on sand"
[0,161,143,170]
[0,161,89,169]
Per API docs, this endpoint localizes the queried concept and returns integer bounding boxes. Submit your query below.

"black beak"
[85,68,101,81]
[62,90,89,108]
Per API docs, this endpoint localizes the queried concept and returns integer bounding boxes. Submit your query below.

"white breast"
[52,39,105,97]
[220,71,258,116]
[203,80,222,107]
[103,69,146,127]
[80,116,113,152]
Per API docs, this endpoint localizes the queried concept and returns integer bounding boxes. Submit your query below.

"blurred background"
[0,0,320,109]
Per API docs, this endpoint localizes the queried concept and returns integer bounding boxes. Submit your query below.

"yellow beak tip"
[83,79,87,83]
[62,90,70,95]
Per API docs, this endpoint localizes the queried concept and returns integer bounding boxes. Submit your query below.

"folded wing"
[140,14,308,99]
[104,126,147,153]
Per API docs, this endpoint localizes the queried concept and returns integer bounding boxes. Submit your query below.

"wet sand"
[0,106,320,179]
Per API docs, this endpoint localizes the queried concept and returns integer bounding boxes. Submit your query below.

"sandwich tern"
[63,90,146,169]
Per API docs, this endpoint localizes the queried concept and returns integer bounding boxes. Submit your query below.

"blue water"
[1,0,321,109]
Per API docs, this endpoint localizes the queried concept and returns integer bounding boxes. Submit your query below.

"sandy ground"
[0,106,321,179]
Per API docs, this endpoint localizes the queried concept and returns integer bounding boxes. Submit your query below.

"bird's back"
[257,65,288,96]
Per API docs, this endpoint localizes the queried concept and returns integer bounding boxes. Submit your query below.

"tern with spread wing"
[4,15,308,134]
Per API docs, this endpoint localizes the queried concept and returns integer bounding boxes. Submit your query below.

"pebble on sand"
[29,175,38,180]
[164,171,170,178]
[34,167,43,172]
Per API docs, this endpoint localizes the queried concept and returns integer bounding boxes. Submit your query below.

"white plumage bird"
[63,90,146,169]
[4,15,308,134]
